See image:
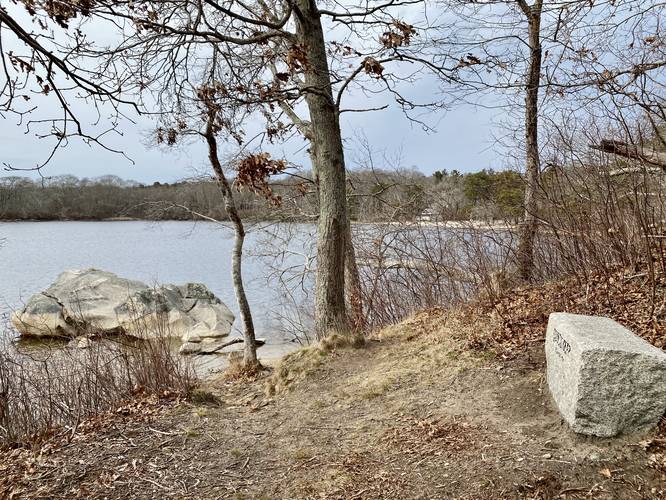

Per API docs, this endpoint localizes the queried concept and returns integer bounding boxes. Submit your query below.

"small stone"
[542,453,552,459]
[588,452,601,462]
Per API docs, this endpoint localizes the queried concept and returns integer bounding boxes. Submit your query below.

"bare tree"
[69,0,442,339]
[202,111,262,369]
[514,0,542,282]
[432,0,664,281]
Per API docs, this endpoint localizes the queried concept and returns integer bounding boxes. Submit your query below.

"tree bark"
[294,0,351,339]
[345,228,365,332]
[306,149,364,334]
[516,0,543,282]
[204,119,259,368]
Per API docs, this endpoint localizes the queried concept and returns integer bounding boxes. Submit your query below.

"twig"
[148,427,179,436]
[136,474,168,490]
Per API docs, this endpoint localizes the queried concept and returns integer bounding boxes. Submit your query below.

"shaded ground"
[2,309,665,499]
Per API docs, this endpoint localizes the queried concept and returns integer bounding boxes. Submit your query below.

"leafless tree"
[203,113,262,369]
[433,0,664,281]
[65,0,446,339]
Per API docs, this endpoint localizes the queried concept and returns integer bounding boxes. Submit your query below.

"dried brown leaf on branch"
[156,126,178,145]
[19,0,94,28]
[380,20,416,48]
[234,152,287,206]
[286,44,308,73]
[362,57,384,78]
[456,54,483,69]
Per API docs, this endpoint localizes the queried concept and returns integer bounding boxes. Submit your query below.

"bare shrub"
[251,223,317,345]
[354,222,515,330]
[0,318,194,447]
[531,118,666,293]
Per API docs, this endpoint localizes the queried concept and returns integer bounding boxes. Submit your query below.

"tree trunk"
[345,227,365,332]
[204,120,259,368]
[294,0,350,339]
[516,0,543,282]
[306,154,364,334]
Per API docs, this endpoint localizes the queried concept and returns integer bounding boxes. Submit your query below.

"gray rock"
[546,312,666,437]
[179,341,202,355]
[12,269,234,342]
[182,331,203,343]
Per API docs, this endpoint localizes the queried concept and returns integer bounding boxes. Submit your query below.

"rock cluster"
[11,269,235,345]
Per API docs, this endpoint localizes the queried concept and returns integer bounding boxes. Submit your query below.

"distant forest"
[0,168,524,222]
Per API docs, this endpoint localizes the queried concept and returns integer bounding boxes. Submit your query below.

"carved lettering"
[553,328,571,355]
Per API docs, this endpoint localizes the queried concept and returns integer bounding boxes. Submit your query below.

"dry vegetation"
[465,268,666,359]
[0,329,194,448]
[1,286,664,499]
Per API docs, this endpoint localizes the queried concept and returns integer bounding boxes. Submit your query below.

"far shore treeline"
[0,168,523,222]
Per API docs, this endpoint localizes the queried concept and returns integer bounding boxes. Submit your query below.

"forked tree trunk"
[516,0,543,282]
[204,120,258,368]
[306,156,364,334]
[294,0,351,339]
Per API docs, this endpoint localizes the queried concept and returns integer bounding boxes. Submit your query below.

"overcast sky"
[1,5,504,184]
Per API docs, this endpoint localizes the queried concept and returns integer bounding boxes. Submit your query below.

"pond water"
[0,221,315,354]
[0,220,511,372]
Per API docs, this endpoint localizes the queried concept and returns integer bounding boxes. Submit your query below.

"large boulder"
[11,269,234,341]
[546,312,666,437]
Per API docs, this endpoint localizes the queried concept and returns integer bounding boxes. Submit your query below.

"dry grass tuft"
[188,387,222,406]
[265,333,364,395]
[222,352,267,382]
[320,332,365,351]
[265,346,328,395]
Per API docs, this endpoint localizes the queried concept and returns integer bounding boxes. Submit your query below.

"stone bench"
[546,312,666,437]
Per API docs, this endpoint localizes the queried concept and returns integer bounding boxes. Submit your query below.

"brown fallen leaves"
[384,416,485,456]
[640,418,666,472]
[0,393,183,499]
[465,267,666,359]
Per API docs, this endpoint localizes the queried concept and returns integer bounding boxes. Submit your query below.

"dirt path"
[2,310,665,499]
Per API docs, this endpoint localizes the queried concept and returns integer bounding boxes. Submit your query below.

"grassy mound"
[265,333,365,395]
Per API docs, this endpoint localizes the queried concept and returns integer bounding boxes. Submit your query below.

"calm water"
[0,221,315,344]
